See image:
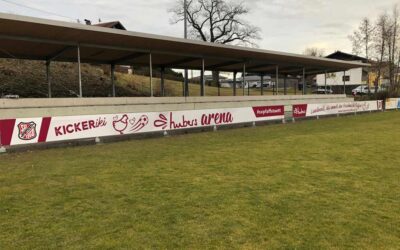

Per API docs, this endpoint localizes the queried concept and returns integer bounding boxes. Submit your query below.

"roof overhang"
[0,13,369,75]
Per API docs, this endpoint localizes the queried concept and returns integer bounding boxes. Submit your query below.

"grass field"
[1,112,399,249]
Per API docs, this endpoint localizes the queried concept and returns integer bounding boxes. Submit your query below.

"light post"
[183,0,189,97]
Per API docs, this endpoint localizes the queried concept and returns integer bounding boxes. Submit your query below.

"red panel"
[252,106,284,118]
[38,117,52,143]
[293,104,308,118]
[0,119,16,146]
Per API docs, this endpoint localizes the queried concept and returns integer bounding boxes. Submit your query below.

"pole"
[77,44,82,98]
[324,71,327,95]
[161,67,165,97]
[184,70,189,96]
[284,75,287,95]
[217,73,220,96]
[367,67,371,95]
[184,0,189,97]
[46,61,51,98]
[111,64,116,97]
[275,66,279,95]
[201,58,205,96]
[247,77,250,96]
[303,68,306,95]
[233,71,237,96]
[184,0,188,39]
[261,74,264,96]
[242,63,246,96]
[149,53,153,97]
[343,71,346,95]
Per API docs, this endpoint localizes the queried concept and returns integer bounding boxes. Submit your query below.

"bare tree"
[169,0,261,86]
[170,0,260,46]
[373,13,389,93]
[303,47,325,57]
[349,18,374,59]
[349,5,400,96]
[387,5,399,93]
[349,18,374,93]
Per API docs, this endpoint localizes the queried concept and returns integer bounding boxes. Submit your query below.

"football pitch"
[0,112,399,249]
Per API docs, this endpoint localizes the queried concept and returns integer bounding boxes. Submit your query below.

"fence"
[0,99,394,151]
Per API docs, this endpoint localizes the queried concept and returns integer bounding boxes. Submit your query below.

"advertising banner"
[385,98,400,110]
[0,105,285,147]
[293,101,383,118]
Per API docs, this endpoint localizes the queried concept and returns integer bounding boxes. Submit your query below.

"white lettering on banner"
[4,106,284,146]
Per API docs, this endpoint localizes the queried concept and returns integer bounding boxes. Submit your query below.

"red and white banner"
[385,98,400,110]
[0,105,284,147]
[293,101,383,118]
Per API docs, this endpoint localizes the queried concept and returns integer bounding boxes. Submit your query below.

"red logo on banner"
[113,114,149,134]
[17,122,37,140]
[293,104,308,118]
[252,106,284,118]
[154,114,168,129]
[130,115,149,132]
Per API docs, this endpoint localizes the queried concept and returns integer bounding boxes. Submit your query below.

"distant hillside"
[0,59,263,98]
[0,59,186,98]
[0,59,130,98]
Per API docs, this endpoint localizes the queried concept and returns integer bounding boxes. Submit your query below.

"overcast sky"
[0,0,399,55]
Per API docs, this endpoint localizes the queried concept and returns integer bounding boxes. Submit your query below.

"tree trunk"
[212,71,219,87]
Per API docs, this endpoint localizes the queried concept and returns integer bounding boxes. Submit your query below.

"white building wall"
[316,67,363,86]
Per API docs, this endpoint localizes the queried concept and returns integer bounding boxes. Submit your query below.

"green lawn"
[1,112,399,249]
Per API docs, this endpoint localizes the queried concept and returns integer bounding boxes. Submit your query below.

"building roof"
[93,21,126,30]
[0,13,369,76]
[326,51,368,63]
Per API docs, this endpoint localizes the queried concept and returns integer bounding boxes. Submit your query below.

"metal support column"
[261,74,264,96]
[111,64,116,97]
[149,53,153,97]
[46,61,51,98]
[184,0,189,97]
[160,67,165,97]
[324,71,327,95]
[302,67,306,95]
[343,70,346,95]
[242,63,246,96]
[247,77,250,96]
[217,73,220,96]
[201,58,205,96]
[233,71,237,96]
[184,70,189,97]
[77,44,82,98]
[275,66,279,95]
[284,74,287,95]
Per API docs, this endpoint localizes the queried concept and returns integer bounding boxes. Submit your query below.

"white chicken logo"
[112,114,149,134]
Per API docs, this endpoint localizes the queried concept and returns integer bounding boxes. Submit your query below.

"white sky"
[0,0,398,54]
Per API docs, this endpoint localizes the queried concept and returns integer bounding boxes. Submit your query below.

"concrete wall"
[0,95,353,119]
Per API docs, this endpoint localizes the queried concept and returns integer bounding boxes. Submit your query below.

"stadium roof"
[0,13,369,76]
